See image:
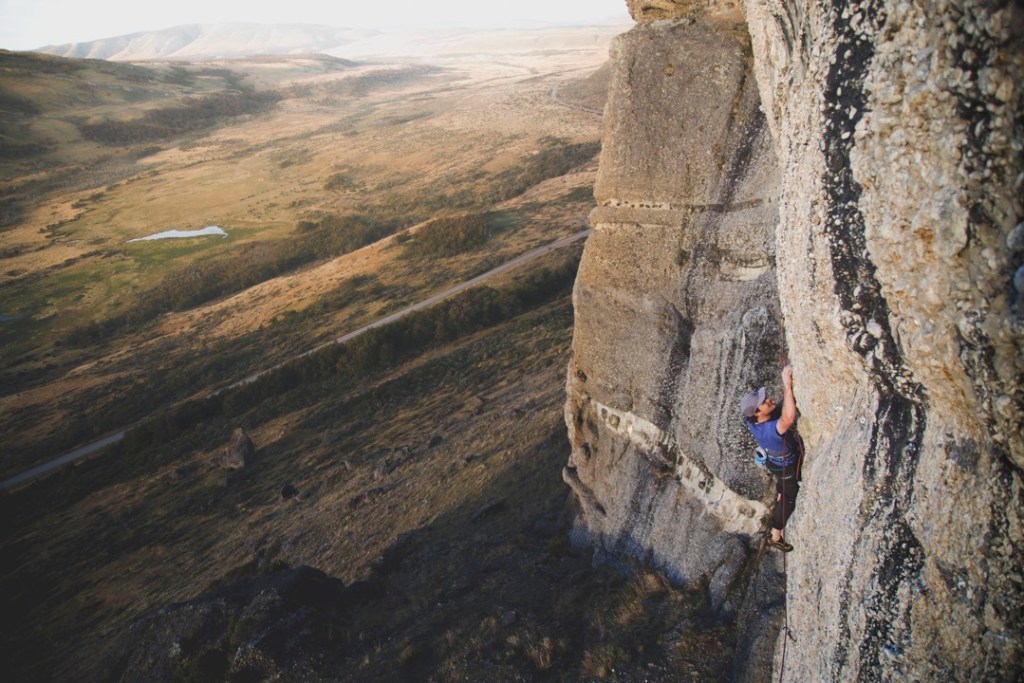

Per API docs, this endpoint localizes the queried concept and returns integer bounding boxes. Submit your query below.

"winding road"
[550,83,604,116]
[1,228,591,491]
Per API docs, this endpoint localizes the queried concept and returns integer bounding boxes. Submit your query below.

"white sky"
[0,0,631,51]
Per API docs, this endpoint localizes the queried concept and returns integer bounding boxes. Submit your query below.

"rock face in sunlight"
[565,8,783,597]
[625,0,746,22]
[565,0,1023,679]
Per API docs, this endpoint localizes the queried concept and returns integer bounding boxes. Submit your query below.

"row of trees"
[64,213,403,346]
[65,138,597,347]
[322,65,441,97]
[404,213,496,258]
[113,250,581,454]
[78,88,282,145]
[442,137,602,208]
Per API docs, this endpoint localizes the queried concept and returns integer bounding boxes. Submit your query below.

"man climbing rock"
[740,365,803,552]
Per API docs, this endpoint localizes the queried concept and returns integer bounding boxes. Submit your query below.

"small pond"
[128,226,227,243]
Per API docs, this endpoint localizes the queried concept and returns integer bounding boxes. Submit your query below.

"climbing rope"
[777,433,805,682]
[778,462,791,683]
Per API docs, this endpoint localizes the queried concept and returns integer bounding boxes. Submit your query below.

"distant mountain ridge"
[35,21,629,62]
[37,23,379,61]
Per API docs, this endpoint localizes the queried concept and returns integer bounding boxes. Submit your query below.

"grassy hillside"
[0,252,734,681]
[0,49,601,477]
[0,45,741,683]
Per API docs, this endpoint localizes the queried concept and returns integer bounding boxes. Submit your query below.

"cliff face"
[565,1,1023,679]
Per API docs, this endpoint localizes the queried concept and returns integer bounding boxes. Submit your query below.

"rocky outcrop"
[222,427,254,470]
[108,566,369,682]
[565,1,1022,680]
[565,9,785,615]
[626,0,745,22]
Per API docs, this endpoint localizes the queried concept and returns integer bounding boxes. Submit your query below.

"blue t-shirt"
[746,419,789,456]
[745,409,800,468]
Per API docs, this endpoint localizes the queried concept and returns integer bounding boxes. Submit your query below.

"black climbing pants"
[773,469,799,531]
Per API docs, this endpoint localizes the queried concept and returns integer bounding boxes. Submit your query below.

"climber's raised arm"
[775,365,796,435]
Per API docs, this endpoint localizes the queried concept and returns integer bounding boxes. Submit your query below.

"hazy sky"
[0,0,631,51]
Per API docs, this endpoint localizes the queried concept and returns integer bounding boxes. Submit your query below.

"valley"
[0,47,603,477]
[0,37,731,682]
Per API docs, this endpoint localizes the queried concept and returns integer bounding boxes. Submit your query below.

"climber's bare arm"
[776,365,796,435]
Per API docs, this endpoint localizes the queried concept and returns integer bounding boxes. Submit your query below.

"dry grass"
[1,284,736,682]
[0,49,601,477]
[0,44,736,683]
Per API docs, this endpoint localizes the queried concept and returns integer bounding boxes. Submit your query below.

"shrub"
[0,90,40,115]
[405,213,495,258]
[323,172,360,191]
[0,137,51,159]
[162,66,195,87]
[562,185,594,203]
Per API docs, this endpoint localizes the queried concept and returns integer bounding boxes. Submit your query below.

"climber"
[739,364,804,552]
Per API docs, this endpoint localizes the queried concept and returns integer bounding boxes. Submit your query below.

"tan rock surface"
[626,0,745,23]
[745,1,1023,679]
[565,17,785,648]
[567,0,1023,679]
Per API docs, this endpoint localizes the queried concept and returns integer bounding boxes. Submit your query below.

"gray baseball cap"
[740,387,766,418]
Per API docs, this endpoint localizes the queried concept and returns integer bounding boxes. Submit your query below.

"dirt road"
[1,228,591,490]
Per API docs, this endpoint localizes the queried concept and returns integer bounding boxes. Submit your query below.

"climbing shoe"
[768,537,793,552]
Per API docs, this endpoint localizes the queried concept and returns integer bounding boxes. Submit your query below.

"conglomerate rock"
[565,0,1023,680]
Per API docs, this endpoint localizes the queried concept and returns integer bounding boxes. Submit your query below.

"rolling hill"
[0,40,738,683]
[35,21,629,62]
[37,23,378,61]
